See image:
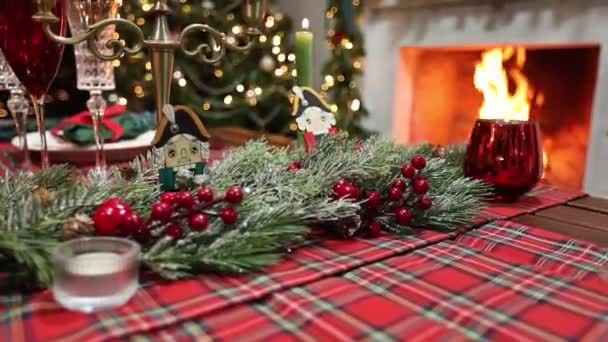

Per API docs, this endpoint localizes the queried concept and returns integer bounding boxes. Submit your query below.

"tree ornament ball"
[189,213,210,232]
[166,224,184,239]
[413,178,430,195]
[176,191,196,208]
[392,179,407,192]
[259,54,276,72]
[418,196,433,210]
[220,207,239,225]
[388,187,403,202]
[225,186,245,204]
[197,187,214,203]
[411,155,427,170]
[368,221,382,238]
[401,165,416,179]
[151,202,173,222]
[366,192,382,207]
[93,198,133,236]
[395,207,413,225]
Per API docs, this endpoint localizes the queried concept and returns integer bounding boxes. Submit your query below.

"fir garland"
[0,136,490,288]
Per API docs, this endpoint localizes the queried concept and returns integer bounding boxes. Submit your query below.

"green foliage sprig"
[0,136,490,288]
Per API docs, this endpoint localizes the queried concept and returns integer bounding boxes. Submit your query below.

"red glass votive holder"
[464,119,543,201]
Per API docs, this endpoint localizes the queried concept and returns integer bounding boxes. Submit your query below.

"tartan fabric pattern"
[0,157,590,342]
[478,184,585,224]
[1,231,454,341]
[145,220,608,341]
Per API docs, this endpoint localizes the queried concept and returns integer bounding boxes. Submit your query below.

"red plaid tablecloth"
[0,177,593,341]
[149,220,607,341]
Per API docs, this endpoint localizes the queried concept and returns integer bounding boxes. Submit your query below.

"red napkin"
[51,105,127,143]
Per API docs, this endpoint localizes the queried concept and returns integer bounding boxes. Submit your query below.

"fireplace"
[362,1,608,197]
[400,45,598,190]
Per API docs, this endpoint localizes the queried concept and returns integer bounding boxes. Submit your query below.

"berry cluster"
[93,185,245,243]
[331,154,433,238]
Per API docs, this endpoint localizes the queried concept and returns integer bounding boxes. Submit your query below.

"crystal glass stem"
[7,89,32,170]
[31,96,50,171]
[87,90,107,169]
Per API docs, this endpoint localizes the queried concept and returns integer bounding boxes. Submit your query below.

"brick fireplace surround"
[361,0,608,197]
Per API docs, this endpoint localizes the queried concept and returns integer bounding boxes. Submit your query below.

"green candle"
[295,18,313,87]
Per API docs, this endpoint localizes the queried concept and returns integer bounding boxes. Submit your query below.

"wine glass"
[0,0,67,171]
[67,0,119,170]
[0,49,32,170]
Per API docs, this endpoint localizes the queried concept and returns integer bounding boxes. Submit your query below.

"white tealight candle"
[67,252,124,275]
[53,238,140,312]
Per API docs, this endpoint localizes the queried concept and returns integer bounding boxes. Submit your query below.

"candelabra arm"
[179,24,260,64]
[32,11,145,61]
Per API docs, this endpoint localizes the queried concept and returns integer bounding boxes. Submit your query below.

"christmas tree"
[114,0,297,134]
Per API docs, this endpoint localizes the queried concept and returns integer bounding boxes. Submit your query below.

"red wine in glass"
[0,0,66,170]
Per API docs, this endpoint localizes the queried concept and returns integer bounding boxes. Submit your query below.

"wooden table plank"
[568,197,608,215]
[535,205,608,233]
[512,214,608,247]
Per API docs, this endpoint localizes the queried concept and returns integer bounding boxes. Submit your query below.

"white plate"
[12,131,156,164]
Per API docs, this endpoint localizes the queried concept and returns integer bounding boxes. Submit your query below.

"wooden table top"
[512,196,608,247]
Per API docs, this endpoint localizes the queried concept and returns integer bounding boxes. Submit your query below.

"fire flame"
[474,47,532,122]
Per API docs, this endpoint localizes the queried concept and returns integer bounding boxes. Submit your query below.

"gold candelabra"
[32,0,267,123]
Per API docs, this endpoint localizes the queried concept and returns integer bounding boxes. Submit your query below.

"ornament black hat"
[153,105,211,148]
[292,86,333,117]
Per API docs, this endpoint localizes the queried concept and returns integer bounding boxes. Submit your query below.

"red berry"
[411,155,427,170]
[197,187,214,203]
[176,191,195,208]
[151,202,173,222]
[225,186,244,204]
[335,179,349,186]
[395,207,413,225]
[368,222,382,238]
[165,224,184,239]
[413,178,430,195]
[345,184,361,200]
[189,213,209,232]
[93,201,132,236]
[401,165,416,179]
[366,192,382,207]
[133,226,151,243]
[220,207,239,225]
[388,187,403,202]
[333,182,351,199]
[392,179,407,191]
[160,192,178,206]
[418,196,433,210]
[288,161,302,171]
[122,213,143,235]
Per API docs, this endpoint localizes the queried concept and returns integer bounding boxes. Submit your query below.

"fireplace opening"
[394,44,600,191]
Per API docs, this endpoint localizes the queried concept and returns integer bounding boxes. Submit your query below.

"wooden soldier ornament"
[292,86,338,152]
[153,105,211,191]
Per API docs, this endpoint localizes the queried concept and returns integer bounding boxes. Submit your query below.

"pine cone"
[32,186,53,207]
[62,214,95,241]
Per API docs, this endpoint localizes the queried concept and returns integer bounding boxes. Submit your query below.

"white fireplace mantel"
[362,1,608,197]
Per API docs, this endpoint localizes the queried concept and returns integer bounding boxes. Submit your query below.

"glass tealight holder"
[52,237,140,313]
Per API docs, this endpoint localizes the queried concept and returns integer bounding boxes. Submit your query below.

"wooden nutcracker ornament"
[292,86,338,152]
[153,105,211,191]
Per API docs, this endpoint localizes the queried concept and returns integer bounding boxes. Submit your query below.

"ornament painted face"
[296,107,336,135]
[162,133,208,169]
